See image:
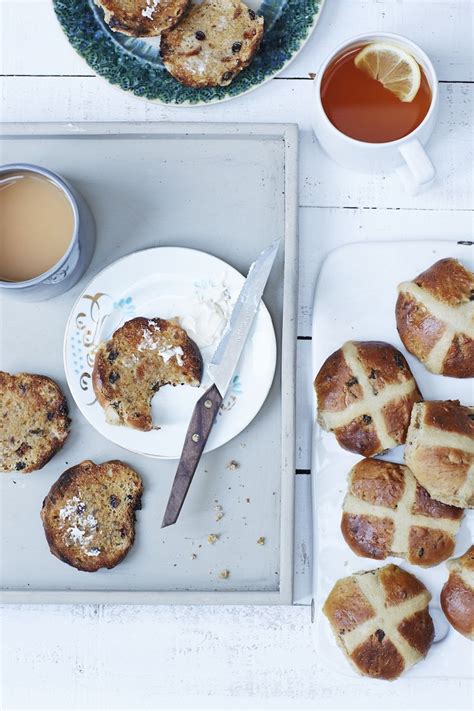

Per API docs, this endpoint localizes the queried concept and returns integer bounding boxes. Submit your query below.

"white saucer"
[64,247,277,459]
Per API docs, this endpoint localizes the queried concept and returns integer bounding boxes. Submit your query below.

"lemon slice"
[354,42,421,102]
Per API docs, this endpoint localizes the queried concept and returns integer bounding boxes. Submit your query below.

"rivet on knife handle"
[161,383,223,528]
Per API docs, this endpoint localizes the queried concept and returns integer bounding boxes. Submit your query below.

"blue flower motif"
[230,374,242,394]
[113,296,135,315]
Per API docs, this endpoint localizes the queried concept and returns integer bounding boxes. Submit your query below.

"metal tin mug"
[0,164,95,301]
[312,32,440,194]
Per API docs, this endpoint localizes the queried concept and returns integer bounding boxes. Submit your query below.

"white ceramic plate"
[64,247,277,459]
[311,240,473,681]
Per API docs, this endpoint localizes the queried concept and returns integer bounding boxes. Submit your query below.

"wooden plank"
[1,77,472,210]
[1,0,473,81]
[2,601,472,708]
[296,339,313,471]
[281,0,474,82]
[293,473,313,606]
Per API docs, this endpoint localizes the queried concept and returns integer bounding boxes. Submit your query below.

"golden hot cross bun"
[396,258,474,378]
[440,546,474,640]
[405,400,474,509]
[314,341,422,457]
[323,564,434,680]
[341,458,464,567]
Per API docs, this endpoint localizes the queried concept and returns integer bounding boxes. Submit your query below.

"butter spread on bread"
[93,317,202,431]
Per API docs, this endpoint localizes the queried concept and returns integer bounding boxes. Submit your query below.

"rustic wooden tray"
[0,122,298,604]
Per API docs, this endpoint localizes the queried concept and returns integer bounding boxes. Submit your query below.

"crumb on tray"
[218,569,230,580]
[214,504,224,522]
[226,460,240,470]
[207,533,219,544]
[257,536,266,546]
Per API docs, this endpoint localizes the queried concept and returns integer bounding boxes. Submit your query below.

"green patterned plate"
[52,0,324,105]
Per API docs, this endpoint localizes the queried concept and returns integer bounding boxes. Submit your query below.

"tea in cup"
[312,33,439,193]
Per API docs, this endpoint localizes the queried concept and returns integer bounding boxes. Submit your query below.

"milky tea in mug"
[320,44,432,143]
[0,170,75,282]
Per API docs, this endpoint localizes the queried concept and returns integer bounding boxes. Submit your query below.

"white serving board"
[311,240,473,680]
[0,122,298,604]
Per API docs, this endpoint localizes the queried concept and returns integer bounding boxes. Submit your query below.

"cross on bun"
[396,258,474,378]
[323,564,434,680]
[341,459,464,567]
[440,546,474,640]
[405,400,474,509]
[314,341,422,457]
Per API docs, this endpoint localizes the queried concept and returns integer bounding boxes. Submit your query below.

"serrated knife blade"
[208,239,280,398]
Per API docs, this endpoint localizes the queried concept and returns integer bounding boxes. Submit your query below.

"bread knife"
[161,240,280,528]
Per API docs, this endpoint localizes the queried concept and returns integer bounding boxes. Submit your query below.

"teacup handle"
[396,139,436,195]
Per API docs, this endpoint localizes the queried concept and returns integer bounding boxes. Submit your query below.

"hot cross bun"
[341,459,464,567]
[405,400,474,509]
[440,546,474,640]
[314,341,422,457]
[396,258,474,378]
[323,564,434,680]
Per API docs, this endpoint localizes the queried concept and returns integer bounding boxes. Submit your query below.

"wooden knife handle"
[162,384,223,527]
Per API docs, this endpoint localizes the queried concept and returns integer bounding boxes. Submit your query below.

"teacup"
[0,164,95,301]
[312,32,439,193]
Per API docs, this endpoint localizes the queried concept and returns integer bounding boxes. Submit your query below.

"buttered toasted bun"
[41,459,143,572]
[161,0,264,88]
[93,317,202,432]
[95,0,190,37]
[0,372,70,473]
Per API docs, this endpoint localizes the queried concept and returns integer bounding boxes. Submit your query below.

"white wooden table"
[1,1,473,708]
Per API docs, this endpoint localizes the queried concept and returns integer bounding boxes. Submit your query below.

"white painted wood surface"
[1,0,473,707]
